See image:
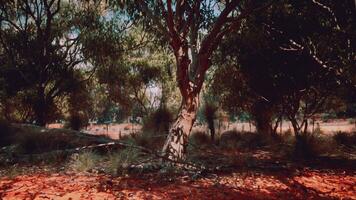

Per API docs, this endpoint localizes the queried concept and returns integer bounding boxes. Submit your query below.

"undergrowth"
[106,147,141,176]
[68,150,101,172]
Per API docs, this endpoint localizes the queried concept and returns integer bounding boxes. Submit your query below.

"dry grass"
[68,151,101,172]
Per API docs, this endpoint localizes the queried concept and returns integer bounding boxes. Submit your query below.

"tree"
[203,102,217,141]
[66,73,92,130]
[91,24,176,119]
[211,0,355,137]
[266,0,355,136]
[0,0,87,126]
[122,0,272,160]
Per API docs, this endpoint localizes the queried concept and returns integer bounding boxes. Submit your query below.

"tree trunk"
[252,101,273,135]
[33,104,46,126]
[33,89,47,126]
[272,115,282,136]
[290,118,300,136]
[208,122,215,141]
[162,93,199,161]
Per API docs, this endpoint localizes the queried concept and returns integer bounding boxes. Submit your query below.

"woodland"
[0,0,355,199]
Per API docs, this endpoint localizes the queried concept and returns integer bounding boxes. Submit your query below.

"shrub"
[69,150,100,172]
[189,131,211,148]
[142,108,173,134]
[66,114,88,131]
[17,130,74,154]
[293,131,336,159]
[106,147,141,176]
[333,131,356,147]
[219,130,242,149]
[132,131,165,151]
[0,119,12,147]
[219,130,277,150]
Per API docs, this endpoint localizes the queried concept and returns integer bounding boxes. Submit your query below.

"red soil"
[1,169,355,200]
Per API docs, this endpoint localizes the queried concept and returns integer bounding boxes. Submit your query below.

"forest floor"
[1,124,355,199]
[0,168,355,200]
[1,150,355,200]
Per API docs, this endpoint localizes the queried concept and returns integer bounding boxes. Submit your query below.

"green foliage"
[0,1,94,125]
[93,25,175,119]
[211,0,355,137]
[66,76,92,130]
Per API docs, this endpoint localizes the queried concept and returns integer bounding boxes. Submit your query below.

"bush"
[106,147,141,176]
[293,131,336,159]
[220,130,276,150]
[66,114,88,131]
[333,131,356,147]
[219,130,242,149]
[142,108,173,134]
[132,131,165,151]
[189,131,211,147]
[0,119,13,147]
[18,132,74,154]
[69,150,100,172]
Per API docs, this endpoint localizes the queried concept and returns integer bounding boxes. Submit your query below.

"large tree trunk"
[162,90,199,161]
[33,103,47,126]
[252,101,273,135]
[33,89,47,126]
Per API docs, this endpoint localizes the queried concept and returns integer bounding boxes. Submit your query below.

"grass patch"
[68,150,101,172]
[106,147,141,176]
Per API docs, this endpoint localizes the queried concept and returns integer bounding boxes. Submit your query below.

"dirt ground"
[23,120,355,199]
[0,167,355,200]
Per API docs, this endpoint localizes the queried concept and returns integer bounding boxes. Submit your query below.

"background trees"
[0,0,88,125]
[0,0,354,162]
[210,0,355,137]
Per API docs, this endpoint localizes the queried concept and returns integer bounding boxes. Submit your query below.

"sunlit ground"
[0,169,355,200]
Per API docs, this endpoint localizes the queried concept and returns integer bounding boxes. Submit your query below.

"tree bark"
[252,101,273,135]
[162,92,199,160]
[33,88,47,126]
[290,118,300,136]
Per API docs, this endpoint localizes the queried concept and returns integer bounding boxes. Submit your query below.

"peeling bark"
[162,91,199,160]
